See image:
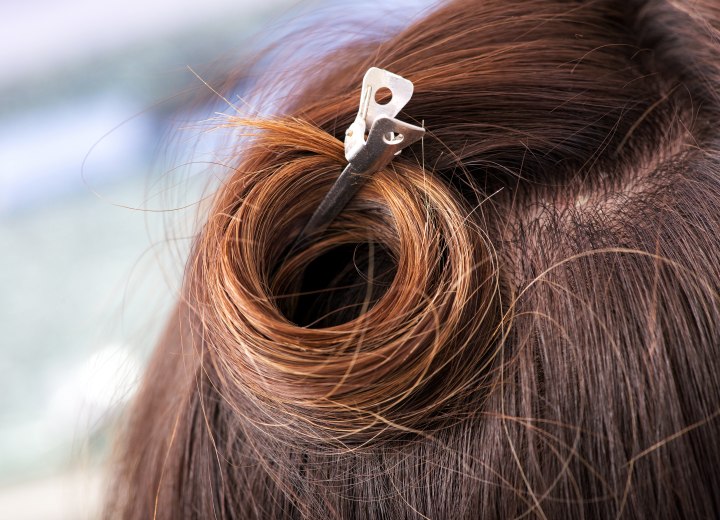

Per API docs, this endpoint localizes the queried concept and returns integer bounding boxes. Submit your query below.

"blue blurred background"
[0,0,434,517]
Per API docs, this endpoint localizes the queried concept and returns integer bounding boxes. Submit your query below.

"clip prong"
[290,68,424,252]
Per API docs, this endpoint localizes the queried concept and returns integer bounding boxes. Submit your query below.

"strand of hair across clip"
[287,67,425,256]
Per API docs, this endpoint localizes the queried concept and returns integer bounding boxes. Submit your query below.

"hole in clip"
[383,132,404,145]
[374,87,392,105]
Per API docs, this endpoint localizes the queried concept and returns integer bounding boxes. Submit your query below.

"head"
[107,0,720,518]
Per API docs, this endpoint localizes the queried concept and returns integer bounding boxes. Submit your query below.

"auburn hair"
[106,0,720,518]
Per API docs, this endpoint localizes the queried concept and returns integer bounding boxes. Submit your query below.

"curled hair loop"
[194,119,502,443]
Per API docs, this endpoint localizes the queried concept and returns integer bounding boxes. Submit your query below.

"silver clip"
[344,67,421,161]
[290,67,424,252]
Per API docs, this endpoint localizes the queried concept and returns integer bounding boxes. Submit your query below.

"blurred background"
[0,0,434,518]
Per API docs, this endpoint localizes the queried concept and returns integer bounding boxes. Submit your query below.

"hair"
[106,0,720,518]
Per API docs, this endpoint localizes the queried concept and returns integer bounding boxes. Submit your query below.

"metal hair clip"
[290,67,425,252]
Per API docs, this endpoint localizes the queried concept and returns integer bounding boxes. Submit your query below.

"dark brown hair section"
[106,0,720,518]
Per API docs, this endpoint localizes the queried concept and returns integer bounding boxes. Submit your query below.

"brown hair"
[106,0,720,518]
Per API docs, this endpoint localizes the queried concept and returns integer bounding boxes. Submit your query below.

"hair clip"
[290,67,425,252]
